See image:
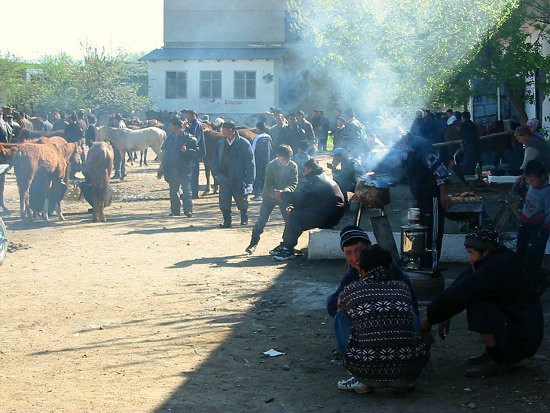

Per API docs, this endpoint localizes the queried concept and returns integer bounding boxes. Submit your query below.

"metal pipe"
[432,197,439,273]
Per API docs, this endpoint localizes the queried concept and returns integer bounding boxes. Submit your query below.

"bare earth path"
[1,163,549,413]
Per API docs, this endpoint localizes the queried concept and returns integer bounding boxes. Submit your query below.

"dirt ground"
[1,159,549,413]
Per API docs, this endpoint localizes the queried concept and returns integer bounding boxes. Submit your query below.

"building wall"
[164,0,287,46]
[147,59,278,115]
[524,30,550,129]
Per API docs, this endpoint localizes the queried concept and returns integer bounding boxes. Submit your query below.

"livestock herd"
[0,121,256,223]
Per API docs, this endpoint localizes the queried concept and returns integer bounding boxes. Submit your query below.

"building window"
[165,71,187,99]
[200,71,222,99]
[234,71,256,99]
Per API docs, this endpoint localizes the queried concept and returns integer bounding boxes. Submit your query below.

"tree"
[289,0,546,123]
[78,46,151,116]
[0,47,151,117]
[453,0,550,124]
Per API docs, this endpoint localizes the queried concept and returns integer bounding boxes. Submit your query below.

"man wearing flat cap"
[212,121,255,228]
[421,226,544,378]
[183,109,206,198]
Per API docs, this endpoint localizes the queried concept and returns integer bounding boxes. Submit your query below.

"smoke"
[290,0,519,141]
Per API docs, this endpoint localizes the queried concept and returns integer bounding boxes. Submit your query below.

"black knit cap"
[340,225,371,250]
[464,225,501,252]
[360,244,392,272]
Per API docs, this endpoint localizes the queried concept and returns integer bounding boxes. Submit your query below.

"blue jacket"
[212,133,255,195]
[186,119,206,160]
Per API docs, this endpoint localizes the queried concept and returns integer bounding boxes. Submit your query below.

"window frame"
[234,71,257,99]
[200,70,222,99]
[165,70,188,99]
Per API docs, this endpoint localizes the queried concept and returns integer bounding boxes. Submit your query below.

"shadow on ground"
[150,259,550,413]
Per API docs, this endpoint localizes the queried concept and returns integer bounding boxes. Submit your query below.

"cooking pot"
[353,175,391,208]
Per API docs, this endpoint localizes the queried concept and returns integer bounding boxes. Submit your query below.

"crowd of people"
[1,102,549,394]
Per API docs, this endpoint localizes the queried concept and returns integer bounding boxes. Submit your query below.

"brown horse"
[84,142,114,222]
[12,141,82,221]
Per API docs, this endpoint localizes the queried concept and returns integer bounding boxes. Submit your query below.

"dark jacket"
[340,118,368,157]
[185,119,206,161]
[253,133,273,173]
[299,119,316,145]
[404,134,447,200]
[280,125,306,152]
[162,130,199,179]
[212,133,255,195]
[64,122,84,143]
[327,262,420,317]
[460,120,480,149]
[282,171,343,211]
[332,156,365,192]
[427,248,544,361]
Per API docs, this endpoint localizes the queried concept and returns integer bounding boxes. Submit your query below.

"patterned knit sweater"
[337,266,429,384]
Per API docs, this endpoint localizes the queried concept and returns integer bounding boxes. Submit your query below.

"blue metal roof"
[140,47,286,61]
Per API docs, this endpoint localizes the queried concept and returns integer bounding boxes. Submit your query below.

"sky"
[0,0,164,60]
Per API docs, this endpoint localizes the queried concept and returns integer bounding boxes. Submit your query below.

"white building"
[141,0,307,123]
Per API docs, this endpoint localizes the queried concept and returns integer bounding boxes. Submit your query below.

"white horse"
[97,127,165,179]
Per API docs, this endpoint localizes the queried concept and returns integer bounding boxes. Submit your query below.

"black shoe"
[245,243,257,254]
[184,212,193,218]
[240,220,248,226]
[192,194,199,199]
[269,244,284,256]
[468,352,489,365]
[169,212,181,216]
[464,360,511,378]
[219,222,231,228]
[273,247,297,261]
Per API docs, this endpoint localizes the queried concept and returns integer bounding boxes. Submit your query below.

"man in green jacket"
[246,144,298,254]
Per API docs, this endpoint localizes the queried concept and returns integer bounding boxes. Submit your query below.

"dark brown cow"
[12,141,82,221]
[84,142,114,222]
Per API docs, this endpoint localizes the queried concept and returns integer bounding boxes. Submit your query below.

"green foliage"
[290,0,547,120]
[0,47,151,116]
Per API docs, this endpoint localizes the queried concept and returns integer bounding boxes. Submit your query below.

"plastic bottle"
[475,163,482,180]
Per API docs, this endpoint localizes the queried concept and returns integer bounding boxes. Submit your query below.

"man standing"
[0,114,12,143]
[269,113,287,149]
[280,113,306,153]
[297,110,316,155]
[376,133,452,269]
[251,122,273,200]
[212,121,255,228]
[460,111,481,175]
[183,109,206,199]
[312,110,330,152]
[110,114,127,180]
[405,133,452,268]
[246,144,298,254]
[340,109,368,159]
[64,111,85,143]
[162,118,199,217]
